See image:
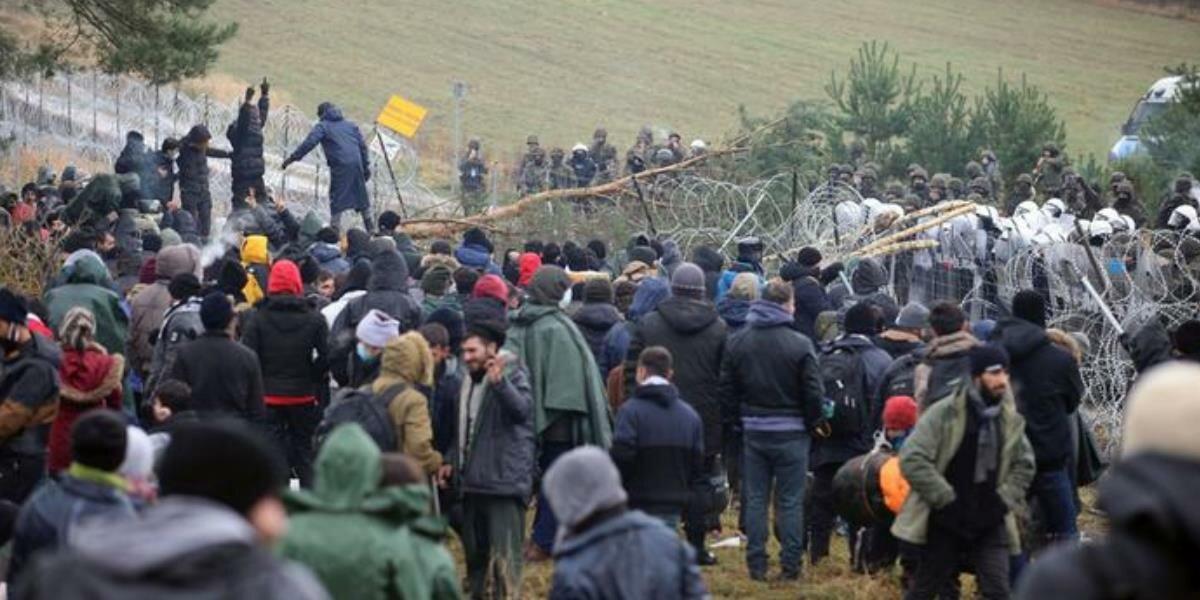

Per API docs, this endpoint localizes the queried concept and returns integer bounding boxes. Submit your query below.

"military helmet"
[969,176,990,192]
[910,167,929,182]
[965,161,983,178]
[861,167,878,181]
[550,147,565,159]
[572,143,588,154]
[593,127,607,140]
[526,135,539,146]
[654,148,675,163]
[929,174,948,189]
[1042,142,1059,155]
[1109,171,1126,184]
[1016,173,1034,185]
[947,177,964,190]
[468,138,481,150]
[1115,180,1134,195]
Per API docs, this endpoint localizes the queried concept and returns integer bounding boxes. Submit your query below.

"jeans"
[531,441,573,552]
[1029,466,1079,543]
[743,430,811,577]
[906,524,1008,600]
[265,403,320,488]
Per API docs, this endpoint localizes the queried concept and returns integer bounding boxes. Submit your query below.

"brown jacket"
[372,331,442,475]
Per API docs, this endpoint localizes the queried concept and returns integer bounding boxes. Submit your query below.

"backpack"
[315,384,405,451]
[820,339,870,438]
[880,353,919,401]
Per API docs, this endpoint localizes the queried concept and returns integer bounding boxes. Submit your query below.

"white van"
[1108,76,1186,162]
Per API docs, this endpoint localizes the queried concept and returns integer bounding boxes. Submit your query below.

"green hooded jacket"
[891,384,1035,554]
[44,254,129,355]
[504,304,612,448]
[280,424,461,600]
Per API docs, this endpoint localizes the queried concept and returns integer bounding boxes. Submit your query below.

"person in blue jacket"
[282,102,373,231]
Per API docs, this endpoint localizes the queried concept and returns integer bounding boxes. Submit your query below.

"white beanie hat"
[355,309,401,348]
[1122,362,1200,461]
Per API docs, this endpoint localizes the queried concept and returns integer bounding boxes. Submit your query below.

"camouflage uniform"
[519,147,548,195]
[589,128,618,184]
[1035,142,1065,198]
[518,135,541,181]
[947,177,965,200]
[625,126,657,175]
[1110,180,1147,227]
[968,176,993,203]
[1155,174,1199,229]
[547,148,575,190]
[929,174,949,204]
[857,168,878,198]
[459,138,489,215]
[1006,173,1035,216]
[909,166,930,207]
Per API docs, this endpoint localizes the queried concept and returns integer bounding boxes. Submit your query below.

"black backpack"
[880,353,918,402]
[820,339,870,438]
[315,384,405,451]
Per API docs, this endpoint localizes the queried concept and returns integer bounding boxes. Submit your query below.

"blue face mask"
[889,433,909,450]
[356,343,378,363]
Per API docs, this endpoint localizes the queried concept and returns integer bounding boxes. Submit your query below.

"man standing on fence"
[227,79,271,206]
[282,102,373,231]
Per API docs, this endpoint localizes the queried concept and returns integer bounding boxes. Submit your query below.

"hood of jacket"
[59,347,124,403]
[309,242,344,264]
[155,244,201,280]
[319,103,345,122]
[510,302,561,328]
[779,262,820,283]
[367,251,409,292]
[292,424,379,510]
[691,246,725,274]
[655,296,719,334]
[420,253,460,274]
[241,235,270,265]
[68,497,258,577]
[746,300,793,328]
[852,258,887,294]
[627,277,670,321]
[455,243,493,269]
[717,297,752,326]
[925,330,979,359]
[632,382,679,407]
[573,302,622,332]
[993,317,1049,360]
[64,254,113,287]
[376,331,434,388]
[1099,453,1200,551]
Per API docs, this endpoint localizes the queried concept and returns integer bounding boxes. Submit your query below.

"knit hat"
[355,309,400,348]
[728,273,760,302]
[1122,362,1200,460]
[168,273,201,301]
[421,266,453,296]
[316,227,339,245]
[0,288,27,326]
[430,239,453,256]
[142,232,162,254]
[670,262,706,299]
[159,228,182,248]
[517,252,542,288]
[267,260,302,296]
[844,302,881,336]
[217,260,248,297]
[472,274,509,304]
[70,410,128,472]
[462,227,493,253]
[158,419,287,516]
[543,446,628,544]
[426,307,466,353]
[969,343,1010,376]
[119,426,155,480]
[59,306,97,351]
[883,396,918,431]
[1012,290,1046,328]
[587,239,607,261]
[796,246,822,268]
[377,210,401,233]
[628,246,658,267]
[368,237,396,258]
[467,319,507,348]
[528,266,571,306]
[583,278,614,304]
[200,292,234,331]
[894,303,930,330]
[851,258,887,295]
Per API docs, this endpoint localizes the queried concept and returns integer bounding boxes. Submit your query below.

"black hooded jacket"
[780,262,831,340]
[623,297,726,456]
[1016,453,1200,599]
[176,125,231,208]
[691,247,725,301]
[227,94,270,183]
[611,383,706,515]
[572,303,623,377]
[991,317,1083,470]
[331,251,421,338]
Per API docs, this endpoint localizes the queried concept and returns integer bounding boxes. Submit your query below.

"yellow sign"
[376,95,428,138]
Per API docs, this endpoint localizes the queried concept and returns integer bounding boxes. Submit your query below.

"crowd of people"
[0,118,1198,600]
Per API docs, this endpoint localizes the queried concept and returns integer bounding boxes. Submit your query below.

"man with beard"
[893,344,1034,599]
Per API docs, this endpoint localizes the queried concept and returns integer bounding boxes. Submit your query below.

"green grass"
[211,0,1200,167]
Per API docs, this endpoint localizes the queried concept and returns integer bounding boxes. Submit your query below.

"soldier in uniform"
[589,128,618,185]
[459,138,489,215]
[625,126,656,175]
[548,148,575,190]
[1035,142,1065,198]
[569,144,597,188]
[981,149,1002,199]
[909,166,930,207]
[947,176,965,200]
[1006,173,1036,216]
[1156,173,1199,229]
[665,132,687,164]
[1111,180,1147,227]
[836,164,854,187]
[929,174,949,204]
[883,182,906,204]
[857,168,878,198]
[519,147,548,195]
[518,135,541,178]
[968,176,993,204]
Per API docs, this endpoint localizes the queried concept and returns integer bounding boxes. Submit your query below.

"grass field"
[442,488,1105,599]
[210,0,1200,166]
